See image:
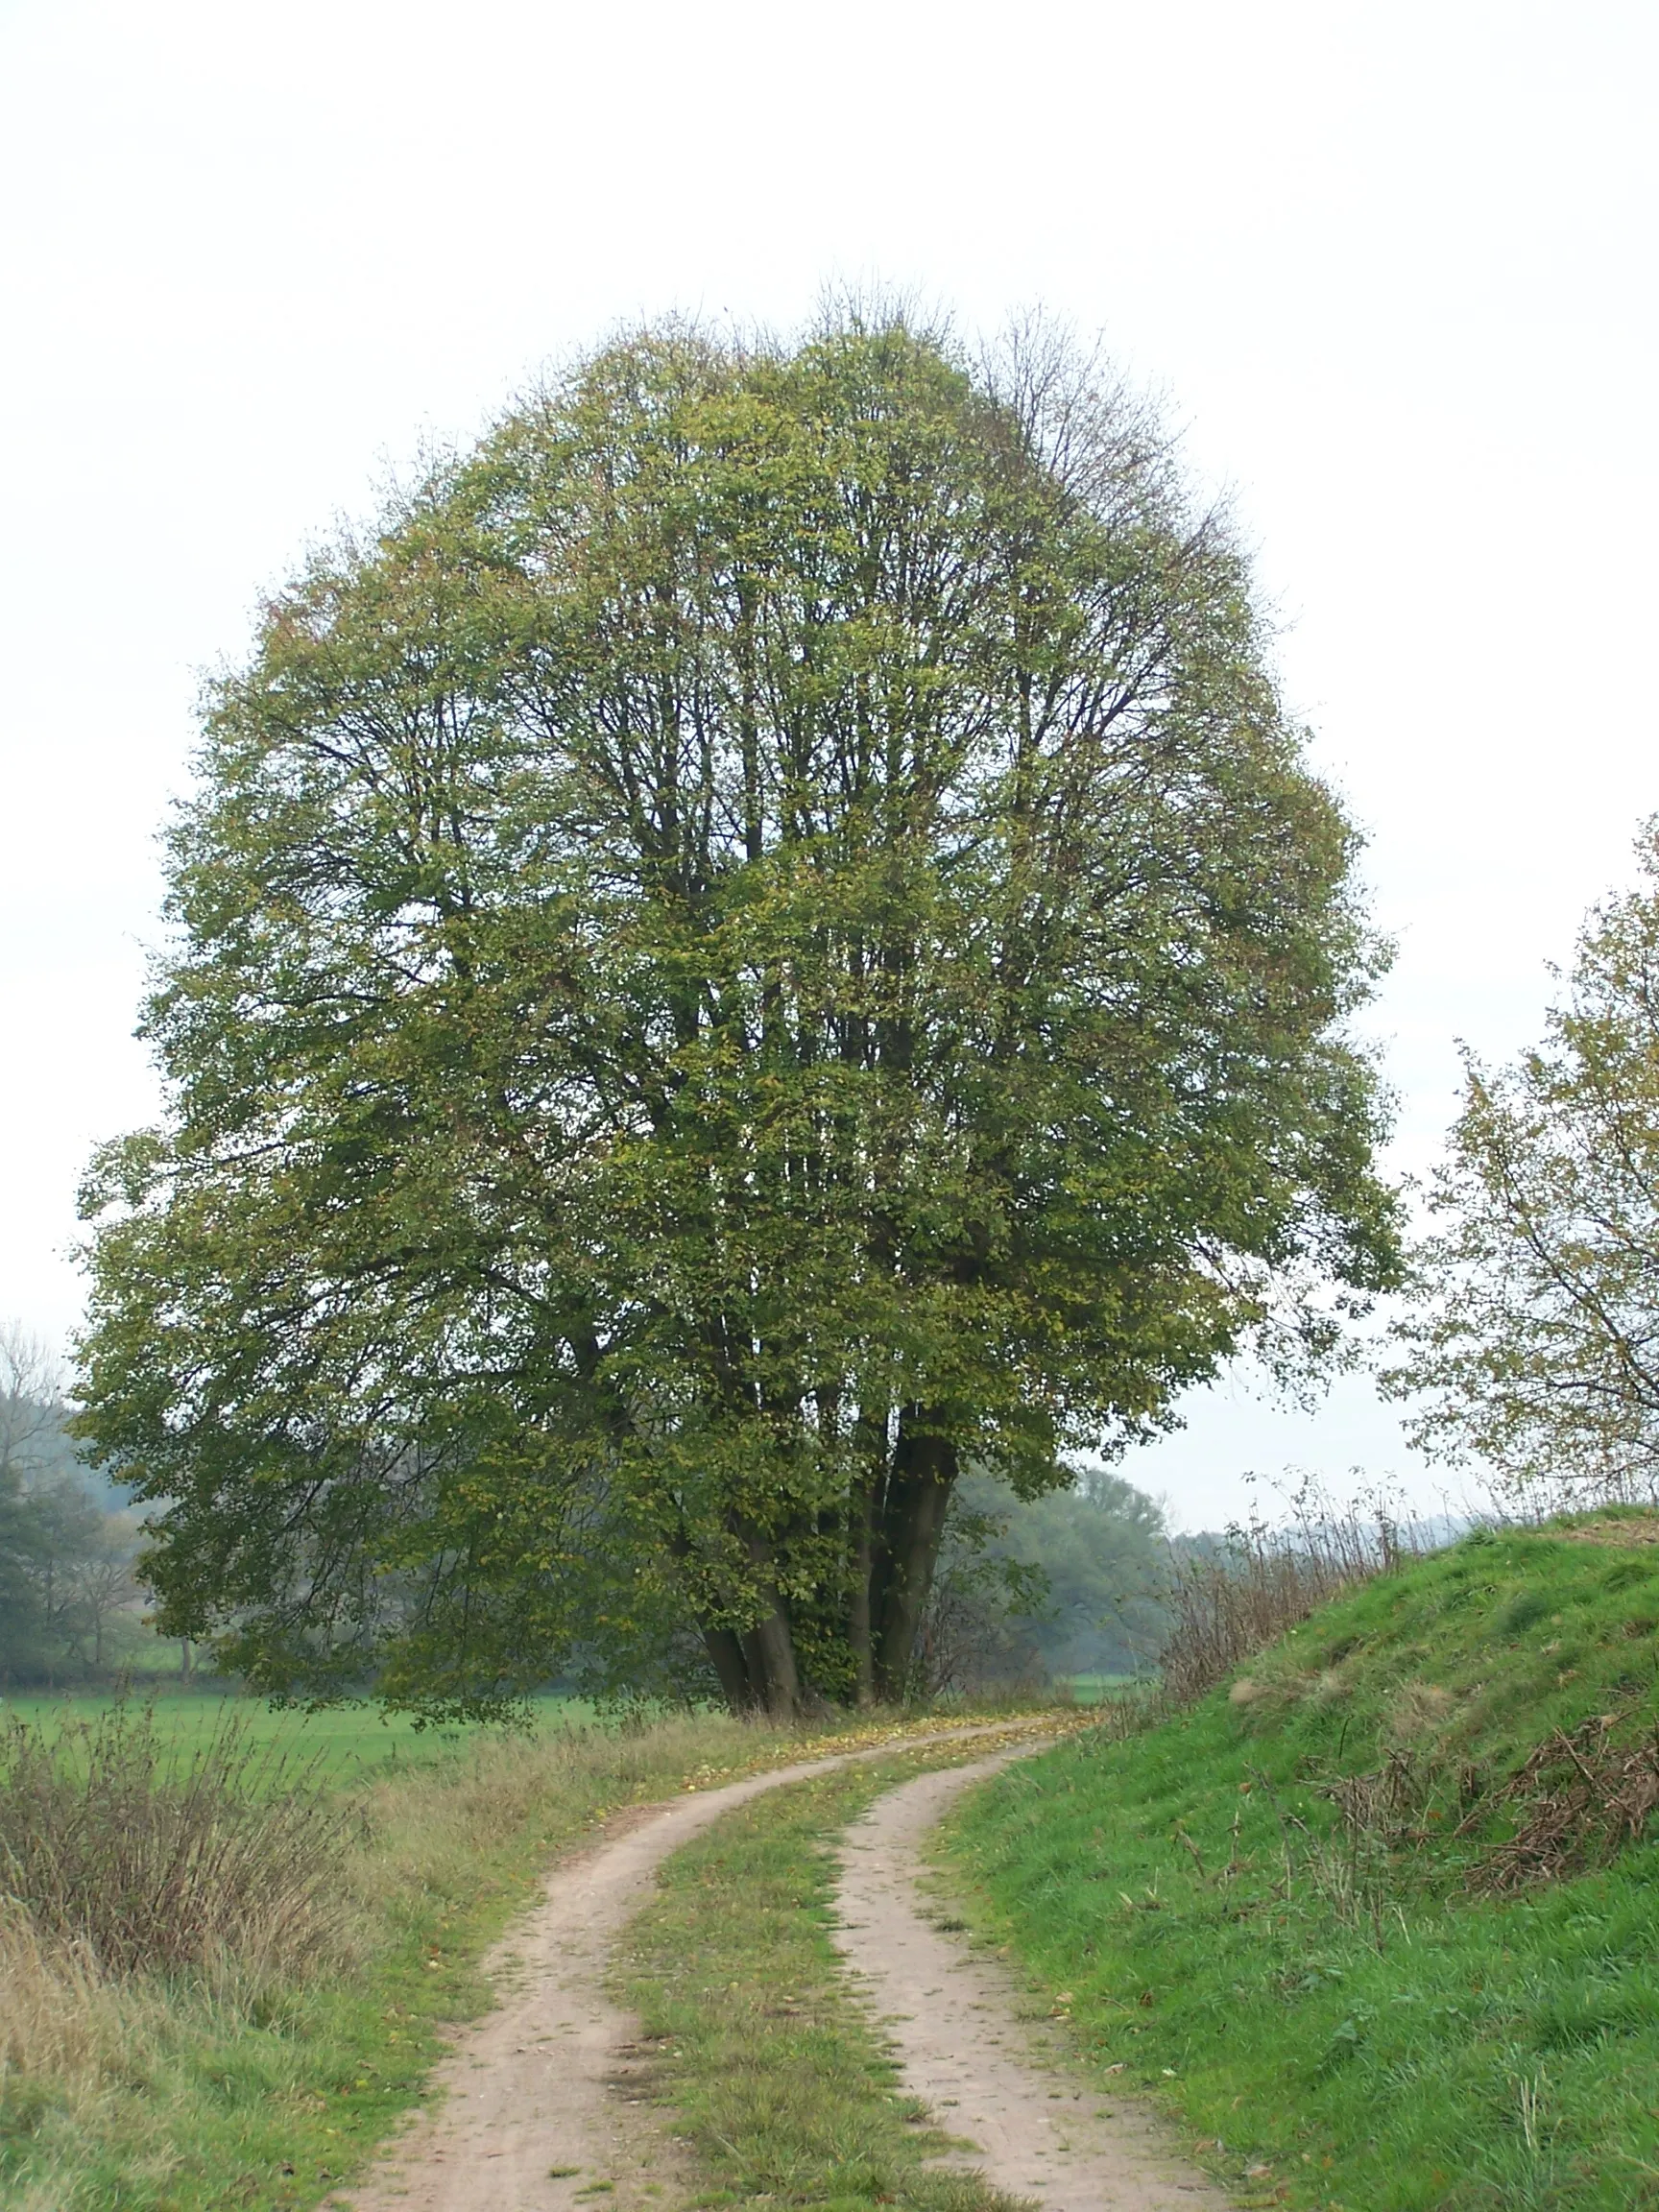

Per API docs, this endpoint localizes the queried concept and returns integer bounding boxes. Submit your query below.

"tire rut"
[832,1755,1235,2211]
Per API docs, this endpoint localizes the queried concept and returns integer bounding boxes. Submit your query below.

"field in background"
[1061,1672,1140,1702]
[1,1678,1131,1778]
[0,1689,594,1788]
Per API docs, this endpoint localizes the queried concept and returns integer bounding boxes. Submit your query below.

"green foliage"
[75,310,1399,1719]
[986,1466,1169,1677]
[1389,822,1659,1504]
[941,1522,1659,2209]
[0,1330,145,1685]
[924,1467,1168,1689]
[0,1461,136,1687]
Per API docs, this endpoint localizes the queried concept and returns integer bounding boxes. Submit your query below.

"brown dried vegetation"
[1156,1490,1421,1709]
[1471,1711,1659,1892]
[0,1703,350,1983]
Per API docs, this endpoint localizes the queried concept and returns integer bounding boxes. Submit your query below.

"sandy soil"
[834,1755,1235,2211]
[335,1722,1046,2212]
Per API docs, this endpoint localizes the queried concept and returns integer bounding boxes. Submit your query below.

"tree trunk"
[847,1411,888,1708]
[701,1623,755,1714]
[848,1478,876,1708]
[871,1407,957,1701]
[699,1552,807,1721]
[745,1600,805,1720]
[696,1416,956,1718]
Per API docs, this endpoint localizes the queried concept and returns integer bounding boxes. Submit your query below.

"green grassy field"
[942,1511,1659,2211]
[1063,1672,1142,1704]
[0,1690,595,1788]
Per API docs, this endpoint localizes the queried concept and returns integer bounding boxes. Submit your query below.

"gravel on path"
[833,1755,1236,2212]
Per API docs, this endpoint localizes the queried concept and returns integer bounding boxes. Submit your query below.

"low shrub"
[0,1701,350,1984]
[1156,1486,1425,1708]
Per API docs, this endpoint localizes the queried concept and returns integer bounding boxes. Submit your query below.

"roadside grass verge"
[938,1515,1659,2212]
[617,1743,1042,2212]
[1,1706,969,2212]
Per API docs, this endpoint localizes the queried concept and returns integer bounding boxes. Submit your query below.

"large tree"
[75,315,1398,1718]
[1388,827,1659,1504]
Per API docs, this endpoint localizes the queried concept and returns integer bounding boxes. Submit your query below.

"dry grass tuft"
[1549,1512,1659,1549]
[1382,1679,1457,1743]
[0,1700,357,2128]
[0,1703,352,1984]
[0,1901,123,2083]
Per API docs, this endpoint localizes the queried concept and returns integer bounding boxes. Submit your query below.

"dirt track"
[337,1724,1227,2212]
[835,1756,1233,2209]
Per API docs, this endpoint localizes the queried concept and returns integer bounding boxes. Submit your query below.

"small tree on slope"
[74,314,1399,1718]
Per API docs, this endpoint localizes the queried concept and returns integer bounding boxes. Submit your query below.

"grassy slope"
[941,1516,1659,2212]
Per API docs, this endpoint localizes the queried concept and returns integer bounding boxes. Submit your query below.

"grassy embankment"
[0,1699,988,2212]
[939,1510,1659,2211]
[618,1726,1076,2212]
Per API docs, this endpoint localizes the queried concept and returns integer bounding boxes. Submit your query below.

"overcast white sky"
[2,0,1654,1525]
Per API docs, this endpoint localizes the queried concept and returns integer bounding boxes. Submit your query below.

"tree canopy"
[1388,825,1659,1504]
[75,312,1399,1717]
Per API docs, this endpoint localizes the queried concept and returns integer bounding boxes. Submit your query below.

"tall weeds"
[1156,1481,1424,1708]
[0,1700,356,2125]
[0,1703,350,1983]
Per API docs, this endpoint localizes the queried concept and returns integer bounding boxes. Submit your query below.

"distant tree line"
[0,1328,144,1687]
[922,1465,1171,1694]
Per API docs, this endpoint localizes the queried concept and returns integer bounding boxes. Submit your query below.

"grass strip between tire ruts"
[617,1750,1032,2212]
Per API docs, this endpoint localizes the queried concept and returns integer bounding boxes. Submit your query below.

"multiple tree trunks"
[698,1410,959,1719]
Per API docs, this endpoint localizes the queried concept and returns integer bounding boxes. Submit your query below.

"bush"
[0,1702,350,1983]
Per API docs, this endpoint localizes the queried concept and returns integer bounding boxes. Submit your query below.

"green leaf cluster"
[1389,820,1659,1503]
